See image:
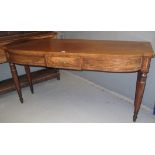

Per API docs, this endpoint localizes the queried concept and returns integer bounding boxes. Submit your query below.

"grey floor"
[0,71,154,123]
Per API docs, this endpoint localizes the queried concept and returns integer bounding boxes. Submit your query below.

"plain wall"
[63,31,155,109]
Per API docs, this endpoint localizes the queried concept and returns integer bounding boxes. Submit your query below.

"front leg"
[133,71,147,122]
[133,57,151,122]
[9,63,24,103]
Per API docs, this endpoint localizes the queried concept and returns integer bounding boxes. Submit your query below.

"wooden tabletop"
[6,38,154,57]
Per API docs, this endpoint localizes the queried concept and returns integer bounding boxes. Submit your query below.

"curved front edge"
[82,55,142,72]
[7,52,46,67]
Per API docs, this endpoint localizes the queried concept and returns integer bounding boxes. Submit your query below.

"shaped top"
[6,38,155,57]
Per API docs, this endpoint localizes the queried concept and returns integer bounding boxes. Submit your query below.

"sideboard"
[6,38,155,121]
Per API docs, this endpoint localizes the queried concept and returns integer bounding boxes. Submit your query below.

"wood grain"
[8,53,46,66]
[6,39,154,57]
[46,55,82,70]
[82,55,142,72]
[6,39,154,72]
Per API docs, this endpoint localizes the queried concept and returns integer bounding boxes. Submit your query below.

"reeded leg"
[9,63,23,103]
[133,71,148,122]
[24,65,34,94]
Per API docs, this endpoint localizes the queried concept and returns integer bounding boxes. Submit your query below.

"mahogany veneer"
[6,38,155,122]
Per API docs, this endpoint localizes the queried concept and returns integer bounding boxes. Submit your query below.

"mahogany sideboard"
[5,38,155,122]
[0,31,59,96]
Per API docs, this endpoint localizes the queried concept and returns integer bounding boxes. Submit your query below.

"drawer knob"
[61,51,66,53]
[59,60,66,64]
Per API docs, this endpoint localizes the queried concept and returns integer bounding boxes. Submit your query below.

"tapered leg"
[133,71,148,122]
[24,65,34,94]
[9,63,23,103]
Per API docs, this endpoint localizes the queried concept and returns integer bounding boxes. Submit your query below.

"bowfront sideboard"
[5,38,155,122]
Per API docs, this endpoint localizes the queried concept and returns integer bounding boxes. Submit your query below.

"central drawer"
[46,55,82,70]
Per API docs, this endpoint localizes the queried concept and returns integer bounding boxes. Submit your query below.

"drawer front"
[46,56,82,70]
[83,56,142,72]
[8,53,46,66]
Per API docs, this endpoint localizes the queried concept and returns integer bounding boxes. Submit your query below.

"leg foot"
[57,75,60,80]
[133,113,138,122]
[20,96,24,104]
